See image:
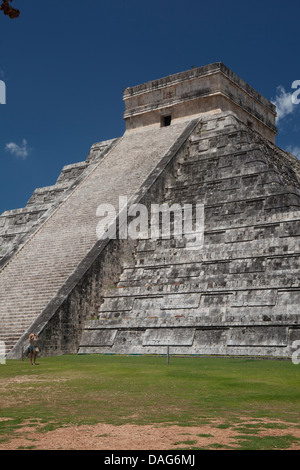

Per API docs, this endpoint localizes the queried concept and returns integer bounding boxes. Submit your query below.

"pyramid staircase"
[0,120,195,357]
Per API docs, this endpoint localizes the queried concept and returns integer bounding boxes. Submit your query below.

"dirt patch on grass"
[0,375,68,407]
[0,375,66,386]
[1,418,300,450]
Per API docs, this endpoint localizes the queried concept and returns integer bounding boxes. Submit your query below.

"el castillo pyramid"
[1,63,299,359]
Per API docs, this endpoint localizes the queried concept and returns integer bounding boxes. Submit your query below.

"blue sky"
[0,0,300,214]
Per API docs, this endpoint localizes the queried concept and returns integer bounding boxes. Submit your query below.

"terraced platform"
[78,113,300,357]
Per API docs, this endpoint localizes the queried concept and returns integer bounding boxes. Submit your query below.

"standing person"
[29,333,39,365]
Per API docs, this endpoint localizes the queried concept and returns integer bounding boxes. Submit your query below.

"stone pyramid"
[1,63,299,359]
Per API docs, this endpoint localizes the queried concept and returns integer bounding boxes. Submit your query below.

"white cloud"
[271,86,297,123]
[5,139,30,160]
[286,145,300,159]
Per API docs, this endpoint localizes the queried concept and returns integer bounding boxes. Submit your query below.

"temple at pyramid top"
[123,62,277,143]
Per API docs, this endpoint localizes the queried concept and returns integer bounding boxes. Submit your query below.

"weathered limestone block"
[80,329,117,347]
[227,326,287,347]
[143,328,195,346]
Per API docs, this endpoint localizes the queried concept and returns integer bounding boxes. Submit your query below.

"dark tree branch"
[0,0,20,18]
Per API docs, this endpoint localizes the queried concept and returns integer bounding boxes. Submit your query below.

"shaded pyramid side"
[79,112,300,357]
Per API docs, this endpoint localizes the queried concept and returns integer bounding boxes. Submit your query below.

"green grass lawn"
[0,354,300,449]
